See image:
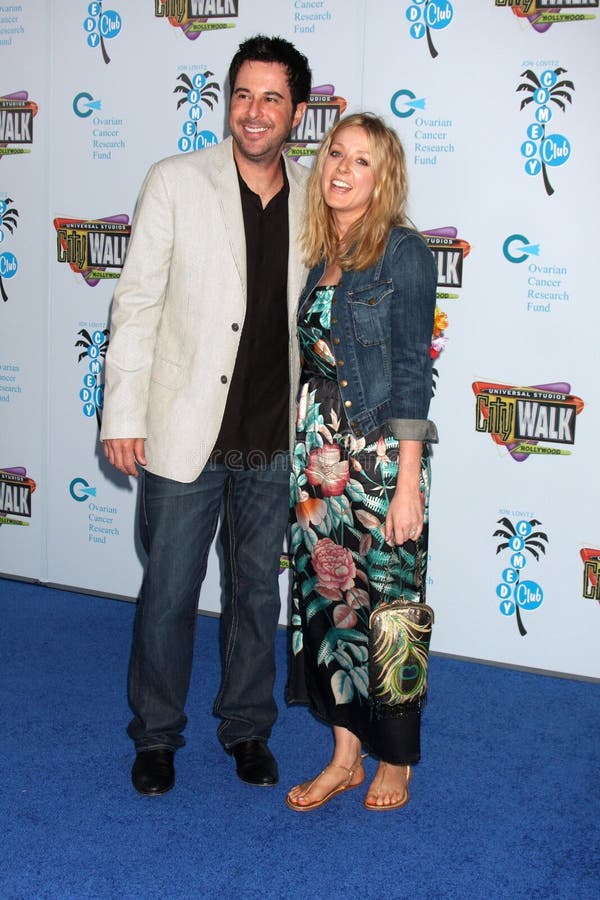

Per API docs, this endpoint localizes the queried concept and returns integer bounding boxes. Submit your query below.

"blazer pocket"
[150,355,184,390]
[347,281,393,347]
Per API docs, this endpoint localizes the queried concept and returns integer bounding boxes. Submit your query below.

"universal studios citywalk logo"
[0,466,36,528]
[0,91,38,158]
[580,547,600,603]
[472,380,584,462]
[286,85,347,160]
[422,226,471,300]
[155,0,239,39]
[496,0,598,31]
[53,215,130,286]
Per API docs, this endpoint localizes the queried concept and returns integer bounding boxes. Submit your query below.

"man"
[101,35,311,795]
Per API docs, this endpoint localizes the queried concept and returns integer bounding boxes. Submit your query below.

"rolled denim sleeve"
[389,230,438,431]
[387,417,439,443]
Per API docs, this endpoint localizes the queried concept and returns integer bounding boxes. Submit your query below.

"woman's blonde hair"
[302,112,409,271]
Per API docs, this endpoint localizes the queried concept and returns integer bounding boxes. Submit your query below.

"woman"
[286,113,438,811]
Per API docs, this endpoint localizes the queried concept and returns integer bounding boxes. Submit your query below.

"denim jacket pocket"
[347,281,393,347]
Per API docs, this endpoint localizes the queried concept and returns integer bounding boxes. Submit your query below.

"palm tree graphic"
[96,1,111,65]
[75,329,109,429]
[174,71,221,113]
[424,1,440,59]
[0,197,19,301]
[517,67,575,196]
[494,517,549,636]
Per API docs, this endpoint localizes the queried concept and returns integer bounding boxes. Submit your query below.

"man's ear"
[292,102,308,130]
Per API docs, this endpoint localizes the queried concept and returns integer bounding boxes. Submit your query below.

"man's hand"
[103,438,146,477]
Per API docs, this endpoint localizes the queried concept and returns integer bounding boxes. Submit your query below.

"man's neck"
[233,145,285,208]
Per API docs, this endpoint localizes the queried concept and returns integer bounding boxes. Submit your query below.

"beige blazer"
[101,137,309,482]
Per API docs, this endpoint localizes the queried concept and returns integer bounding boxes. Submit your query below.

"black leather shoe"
[231,740,279,786]
[131,748,175,796]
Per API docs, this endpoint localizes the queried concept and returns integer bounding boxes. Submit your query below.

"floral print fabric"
[288,286,431,764]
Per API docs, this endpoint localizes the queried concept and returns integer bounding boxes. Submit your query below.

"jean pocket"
[347,282,392,347]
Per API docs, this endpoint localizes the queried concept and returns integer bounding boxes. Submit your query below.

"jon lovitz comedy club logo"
[286,86,347,160]
[53,215,130,287]
[472,380,584,462]
[422,227,471,301]
[0,92,38,159]
[0,467,36,528]
[405,0,454,59]
[496,0,598,31]
[76,327,109,428]
[0,195,19,302]
[174,69,221,154]
[518,65,575,196]
[155,0,239,38]
[580,547,600,603]
[83,2,123,64]
[494,514,548,636]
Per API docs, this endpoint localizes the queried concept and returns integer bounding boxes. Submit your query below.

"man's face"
[229,60,306,166]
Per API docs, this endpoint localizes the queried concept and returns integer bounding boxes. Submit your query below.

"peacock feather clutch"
[368,599,434,705]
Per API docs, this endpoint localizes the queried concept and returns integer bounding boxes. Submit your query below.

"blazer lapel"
[211,138,247,298]
[285,160,309,326]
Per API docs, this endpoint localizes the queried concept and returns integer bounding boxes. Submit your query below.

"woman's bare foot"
[286,727,364,811]
[286,756,364,809]
[364,762,411,810]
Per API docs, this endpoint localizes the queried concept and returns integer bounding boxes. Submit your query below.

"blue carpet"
[1,577,598,899]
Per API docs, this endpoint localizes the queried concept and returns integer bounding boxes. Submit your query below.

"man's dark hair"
[228,34,312,109]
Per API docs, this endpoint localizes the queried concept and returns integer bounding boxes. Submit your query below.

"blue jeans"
[127,459,289,752]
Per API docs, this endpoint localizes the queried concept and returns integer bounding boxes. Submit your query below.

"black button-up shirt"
[209,162,290,468]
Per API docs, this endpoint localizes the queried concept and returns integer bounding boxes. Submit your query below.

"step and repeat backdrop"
[1,1,598,678]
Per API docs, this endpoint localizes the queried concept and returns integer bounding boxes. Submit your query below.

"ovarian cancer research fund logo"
[69,477,120,546]
[503,234,570,313]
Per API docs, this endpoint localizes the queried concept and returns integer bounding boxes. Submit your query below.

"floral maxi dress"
[287,285,431,765]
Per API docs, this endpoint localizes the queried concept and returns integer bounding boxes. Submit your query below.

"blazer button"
[368,298,376,306]
[355,428,362,437]
[344,400,352,408]
[231,323,239,331]
[220,375,228,384]
[333,337,340,345]
[331,317,337,325]
[336,359,344,366]
[340,379,348,388]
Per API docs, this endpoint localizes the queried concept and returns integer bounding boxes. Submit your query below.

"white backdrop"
[1,0,598,679]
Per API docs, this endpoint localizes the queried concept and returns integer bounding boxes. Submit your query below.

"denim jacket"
[299,225,439,443]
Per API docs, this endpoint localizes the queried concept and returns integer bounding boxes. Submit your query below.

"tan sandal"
[364,763,412,811]
[285,756,365,812]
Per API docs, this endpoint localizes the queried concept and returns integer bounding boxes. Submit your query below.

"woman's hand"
[383,439,424,545]
[384,482,423,545]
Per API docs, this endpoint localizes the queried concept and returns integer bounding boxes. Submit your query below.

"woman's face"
[320,125,376,231]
